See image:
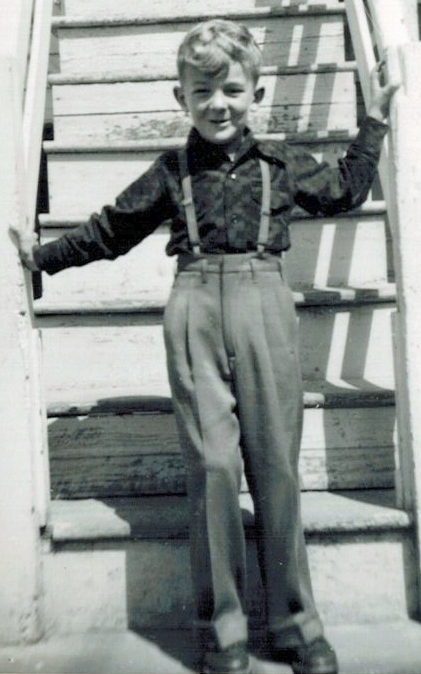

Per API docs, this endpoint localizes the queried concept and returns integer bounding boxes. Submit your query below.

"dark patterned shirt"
[34,117,387,275]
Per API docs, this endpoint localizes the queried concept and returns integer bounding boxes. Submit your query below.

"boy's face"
[175,61,264,152]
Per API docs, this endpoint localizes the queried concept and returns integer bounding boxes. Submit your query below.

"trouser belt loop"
[200,258,208,283]
[277,256,284,281]
[249,257,257,282]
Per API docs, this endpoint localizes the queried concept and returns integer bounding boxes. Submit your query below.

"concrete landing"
[1,622,421,674]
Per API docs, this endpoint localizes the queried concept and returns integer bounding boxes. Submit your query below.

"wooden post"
[0,3,47,643]
[386,42,421,612]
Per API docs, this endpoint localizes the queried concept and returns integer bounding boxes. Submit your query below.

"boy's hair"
[177,19,262,84]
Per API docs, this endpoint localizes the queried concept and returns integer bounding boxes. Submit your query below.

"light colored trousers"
[163,253,323,650]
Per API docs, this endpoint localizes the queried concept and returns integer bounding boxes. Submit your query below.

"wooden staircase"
[34,0,419,640]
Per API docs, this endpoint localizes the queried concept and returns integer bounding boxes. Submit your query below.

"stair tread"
[38,201,387,228]
[49,61,358,85]
[52,4,346,30]
[46,386,395,419]
[48,489,411,542]
[43,129,361,153]
[35,284,397,317]
[3,621,421,674]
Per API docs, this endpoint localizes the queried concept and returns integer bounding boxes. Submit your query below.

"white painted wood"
[63,0,344,19]
[43,492,415,631]
[44,139,356,215]
[0,55,44,644]
[367,0,411,48]
[38,300,395,408]
[56,16,345,75]
[51,70,356,142]
[384,44,421,615]
[33,213,389,312]
[23,0,54,225]
[0,0,34,99]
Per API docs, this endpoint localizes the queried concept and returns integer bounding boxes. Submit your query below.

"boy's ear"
[253,87,265,105]
[174,85,187,111]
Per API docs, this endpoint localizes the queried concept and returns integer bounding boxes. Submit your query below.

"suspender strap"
[178,149,201,255]
[257,158,271,255]
[178,149,271,255]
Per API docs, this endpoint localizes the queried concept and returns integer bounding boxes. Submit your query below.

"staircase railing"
[0,0,53,643]
[345,0,421,614]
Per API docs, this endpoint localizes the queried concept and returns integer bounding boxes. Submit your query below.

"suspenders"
[178,149,271,256]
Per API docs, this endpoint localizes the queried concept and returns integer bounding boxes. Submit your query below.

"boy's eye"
[193,88,211,95]
[225,87,245,96]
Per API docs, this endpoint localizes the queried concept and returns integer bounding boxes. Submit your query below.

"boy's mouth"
[210,119,231,128]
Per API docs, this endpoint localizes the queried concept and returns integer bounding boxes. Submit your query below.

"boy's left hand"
[368,60,401,122]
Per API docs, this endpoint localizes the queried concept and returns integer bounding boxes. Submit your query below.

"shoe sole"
[291,662,338,674]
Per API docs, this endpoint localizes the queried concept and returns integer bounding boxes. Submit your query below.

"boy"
[14,19,397,674]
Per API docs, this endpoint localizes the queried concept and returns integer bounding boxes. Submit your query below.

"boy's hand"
[9,225,40,271]
[368,60,400,122]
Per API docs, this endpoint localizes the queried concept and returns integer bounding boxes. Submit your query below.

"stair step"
[49,490,408,541]
[41,490,417,632]
[43,134,383,216]
[36,290,396,403]
[47,388,396,498]
[3,622,421,674]
[50,68,356,142]
[36,208,392,308]
[57,0,345,22]
[53,11,346,81]
[3,623,421,674]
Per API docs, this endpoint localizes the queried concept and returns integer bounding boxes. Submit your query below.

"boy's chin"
[200,127,245,149]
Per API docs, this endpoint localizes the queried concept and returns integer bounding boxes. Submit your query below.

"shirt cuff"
[356,115,389,153]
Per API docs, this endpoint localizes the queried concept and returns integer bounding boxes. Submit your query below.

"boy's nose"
[209,90,227,110]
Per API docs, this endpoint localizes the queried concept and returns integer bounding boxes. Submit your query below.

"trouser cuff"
[194,610,248,650]
[269,612,324,648]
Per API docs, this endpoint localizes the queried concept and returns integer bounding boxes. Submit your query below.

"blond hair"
[177,19,262,83]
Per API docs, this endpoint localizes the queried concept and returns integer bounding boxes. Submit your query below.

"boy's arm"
[289,63,399,216]
[12,155,174,275]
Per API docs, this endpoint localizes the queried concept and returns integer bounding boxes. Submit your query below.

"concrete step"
[46,388,396,498]
[41,490,416,634]
[36,205,391,308]
[3,621,421,674]
[50,66,356,142]
[42,133,382,215]
[52,7,346,77]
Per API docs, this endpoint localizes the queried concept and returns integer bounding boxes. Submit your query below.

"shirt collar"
[186,127,260,170]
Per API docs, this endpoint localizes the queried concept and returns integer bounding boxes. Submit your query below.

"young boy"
[15,19,397,674]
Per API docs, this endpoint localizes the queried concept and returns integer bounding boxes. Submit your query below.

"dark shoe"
[272,636,338,674]
[201,641,251,674]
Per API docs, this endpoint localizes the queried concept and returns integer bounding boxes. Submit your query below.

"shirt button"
[230,172,237,180]
[232,215,238,224]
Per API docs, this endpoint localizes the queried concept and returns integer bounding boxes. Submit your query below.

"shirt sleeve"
[34,154,174,275]
[287,116,388,216]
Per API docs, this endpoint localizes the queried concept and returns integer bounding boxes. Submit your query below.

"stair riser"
[36,215,390,309]
[56,15,345,76]
[62,0,344,20]
[48,405,396,498]
[45,141,377,216]
[42,532,417,635]
[39,303,396,402]
[52,71,356,142]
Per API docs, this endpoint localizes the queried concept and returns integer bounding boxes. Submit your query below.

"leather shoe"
[272,636,338,674]
[201,641,251,673]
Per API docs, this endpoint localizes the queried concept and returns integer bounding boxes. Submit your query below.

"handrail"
[23,0,54,226]
[344,0,413,209]
[0,0,54,529]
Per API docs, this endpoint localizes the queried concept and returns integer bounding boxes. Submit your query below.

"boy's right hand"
[9,225,40,271]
